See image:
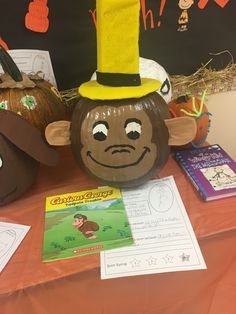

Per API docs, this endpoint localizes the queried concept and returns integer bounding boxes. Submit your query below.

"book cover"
[42,186,134,262]
[174,144,236,201]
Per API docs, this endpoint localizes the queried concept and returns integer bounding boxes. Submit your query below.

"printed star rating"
[146,256,158,266]
[130,258,141,267]
[163,254,174,264]
[180,253,190,262]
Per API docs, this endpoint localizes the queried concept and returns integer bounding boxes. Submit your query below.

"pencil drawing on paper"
[32,54,50,80]
[148,183,174,213]
[0,229,17,258]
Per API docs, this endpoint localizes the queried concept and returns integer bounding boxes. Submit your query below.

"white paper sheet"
[100,176,206,279]
[0,222,30,272]
[0,49,57,87]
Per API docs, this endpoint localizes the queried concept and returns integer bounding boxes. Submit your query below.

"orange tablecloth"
[0,147,236,314]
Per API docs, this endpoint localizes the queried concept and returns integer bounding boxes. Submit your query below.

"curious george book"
[42,186,133,261]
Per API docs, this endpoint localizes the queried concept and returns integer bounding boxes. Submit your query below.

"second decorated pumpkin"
[0,44,65,133]
[168,92,212,148]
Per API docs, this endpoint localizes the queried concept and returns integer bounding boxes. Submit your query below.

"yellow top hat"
[79,0,161,100]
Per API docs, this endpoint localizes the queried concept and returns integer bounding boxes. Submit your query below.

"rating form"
[100,176,206,279]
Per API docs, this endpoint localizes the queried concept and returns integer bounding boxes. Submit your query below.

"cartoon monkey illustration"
[72,214,99,239]
[178,0,194,32]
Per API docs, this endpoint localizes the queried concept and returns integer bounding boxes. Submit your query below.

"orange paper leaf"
[25,0,49,33]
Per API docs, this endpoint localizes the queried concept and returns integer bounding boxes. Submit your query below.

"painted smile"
[87,146,151,169]
[0,187,17,202]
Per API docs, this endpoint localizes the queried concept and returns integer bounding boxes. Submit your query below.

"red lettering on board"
[88,0,230,32]
[141,0,155,30]
[89,8,97,28]
[158,0,167,27]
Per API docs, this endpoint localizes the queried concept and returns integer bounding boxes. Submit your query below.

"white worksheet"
[0,49,57,87]
[0,222,30,272]
[100,176,206,279]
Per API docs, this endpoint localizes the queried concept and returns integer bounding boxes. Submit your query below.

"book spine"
[175,153,207,201]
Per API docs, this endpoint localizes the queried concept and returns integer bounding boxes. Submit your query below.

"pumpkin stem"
[0,44,23,82]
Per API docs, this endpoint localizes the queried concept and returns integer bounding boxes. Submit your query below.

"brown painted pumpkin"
[70,93,171,187]
[0,110,58,206]
[168,92,212,148]
[0,44,65,133]
[45,92,196,188]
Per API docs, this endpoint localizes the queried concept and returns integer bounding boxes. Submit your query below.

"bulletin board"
[1,0,235,91]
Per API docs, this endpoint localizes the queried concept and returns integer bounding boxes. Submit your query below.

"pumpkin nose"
[105,144,135,154]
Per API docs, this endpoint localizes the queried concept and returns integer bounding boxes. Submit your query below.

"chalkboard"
[1,0,235,91]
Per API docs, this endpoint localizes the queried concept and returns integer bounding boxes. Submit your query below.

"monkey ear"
[0,110,58,166]
[45,121,71,146]
[164,117,197,146]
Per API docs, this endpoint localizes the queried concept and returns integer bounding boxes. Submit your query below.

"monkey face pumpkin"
[80,105,157,182]
[71,92,171,187]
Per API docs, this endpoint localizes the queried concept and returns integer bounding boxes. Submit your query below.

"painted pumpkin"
[45,92,196,188]
[70,93,171,187]
[0,44,65,133]
[168,91,212,148]
[0,110,58,206]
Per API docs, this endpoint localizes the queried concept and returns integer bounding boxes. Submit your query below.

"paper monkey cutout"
[0,110,58,206]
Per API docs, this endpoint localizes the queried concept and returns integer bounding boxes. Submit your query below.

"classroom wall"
[1,1,235,91]
[1,1,235,161]
[206,91,236,160]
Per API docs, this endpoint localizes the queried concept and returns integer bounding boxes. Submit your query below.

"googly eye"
[93,122,109,141]
[125,121,142,140]
[0,156,3,168]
